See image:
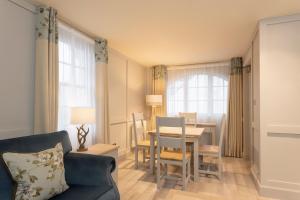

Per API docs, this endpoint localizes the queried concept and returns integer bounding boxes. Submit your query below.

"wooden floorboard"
[118,154,277,200]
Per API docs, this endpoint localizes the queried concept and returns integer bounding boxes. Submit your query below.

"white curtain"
[95,38,109,143]
[34,6,59,133]
[167,62,230,143]
[57,22,96,149]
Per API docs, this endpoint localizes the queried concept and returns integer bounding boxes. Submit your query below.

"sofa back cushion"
[0,131,72,200]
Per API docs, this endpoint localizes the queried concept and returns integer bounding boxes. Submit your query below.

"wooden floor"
[118,155,276,200]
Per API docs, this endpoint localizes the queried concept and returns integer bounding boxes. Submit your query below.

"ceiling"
[31,0,300,66]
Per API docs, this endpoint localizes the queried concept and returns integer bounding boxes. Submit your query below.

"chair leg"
[182,161,187,190]
[134,147,138,169]
[187,160,191,183]
[142,149,146,163]
[157,160,161,190]
[164,163,168,176]
[218,157,222,180]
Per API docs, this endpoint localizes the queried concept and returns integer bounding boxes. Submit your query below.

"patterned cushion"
[2,143,69,200]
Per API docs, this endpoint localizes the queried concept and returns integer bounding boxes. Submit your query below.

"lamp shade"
[146,95,162,107]
[71,107,95,124]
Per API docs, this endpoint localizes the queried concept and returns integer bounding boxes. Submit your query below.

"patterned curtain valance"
[230,57,243,74]
[36,6,58,44]
[153,65,167,80]
[95,38,108,64]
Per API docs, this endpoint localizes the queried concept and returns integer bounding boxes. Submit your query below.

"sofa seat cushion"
[49,184,112,200]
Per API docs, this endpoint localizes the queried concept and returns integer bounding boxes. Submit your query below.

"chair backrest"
[132,112,146,146]
[156,117,187,159]
[219,114,226,156]
[179,112,197,127]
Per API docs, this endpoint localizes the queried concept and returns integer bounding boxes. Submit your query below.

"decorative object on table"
[3,143,69,200]
[146,94,162,130]
[71,107,95,152]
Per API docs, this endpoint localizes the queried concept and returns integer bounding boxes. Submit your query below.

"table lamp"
[71,107,95,152]
[146,95,162,129]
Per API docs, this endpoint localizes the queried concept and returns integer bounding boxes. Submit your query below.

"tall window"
[58,22,96,149]
[167,63,230,123]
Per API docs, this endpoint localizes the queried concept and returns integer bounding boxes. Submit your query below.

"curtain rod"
[168,59,230,67]
[167,60,231,70]
[58,16,98,41]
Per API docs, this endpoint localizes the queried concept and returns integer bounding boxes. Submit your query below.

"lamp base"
[76,124,89,152]
[77,146,88,152]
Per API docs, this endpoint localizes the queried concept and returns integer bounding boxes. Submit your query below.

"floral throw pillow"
[3,143,69,200]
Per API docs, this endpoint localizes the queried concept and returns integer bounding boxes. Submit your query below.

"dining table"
[148,127,205,182]
[186,122,217,145]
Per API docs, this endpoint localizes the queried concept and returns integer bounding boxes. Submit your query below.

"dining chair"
[132,112,154,169]
[156,116,191,190]
[198,114,226,179]
[179,112,198,151]
[179,112,197,127]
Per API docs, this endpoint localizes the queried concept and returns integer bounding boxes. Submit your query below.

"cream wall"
[107,48,147,156]
[0,0,36,139]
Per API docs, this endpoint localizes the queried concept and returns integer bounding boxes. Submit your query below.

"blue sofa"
[0,131,120,200]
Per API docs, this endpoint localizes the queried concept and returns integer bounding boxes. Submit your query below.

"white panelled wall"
[107,48,147,157]
[245,14,300,200]
[0,0,36,139]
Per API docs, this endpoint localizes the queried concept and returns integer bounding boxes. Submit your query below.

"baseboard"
[250,167,300,200]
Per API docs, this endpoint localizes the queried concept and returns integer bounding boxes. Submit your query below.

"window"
[167,64,230,123]
[58,22,96,149]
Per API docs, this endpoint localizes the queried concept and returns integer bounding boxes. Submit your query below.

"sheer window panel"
[167,62,230,143]
[197,87,208,100]
[188,88,198,100]
[197,74,209,87]
[58,22,96,149]
[213,87,224,100]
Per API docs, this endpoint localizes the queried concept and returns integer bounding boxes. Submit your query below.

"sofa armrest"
[64,153,116,186]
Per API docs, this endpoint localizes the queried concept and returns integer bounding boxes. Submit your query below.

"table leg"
[193,138,199,182]
[149,134,155,174]
[212,127,216,145]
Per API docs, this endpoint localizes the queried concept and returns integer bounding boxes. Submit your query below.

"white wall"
[260,15,300,199]
[252,31,261,181]
[0,0,36,139]
[249,14,300,200]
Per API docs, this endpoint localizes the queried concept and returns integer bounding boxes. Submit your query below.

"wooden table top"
[186,122,217,127]
[77,143,119,155]
[148,127,204,138]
